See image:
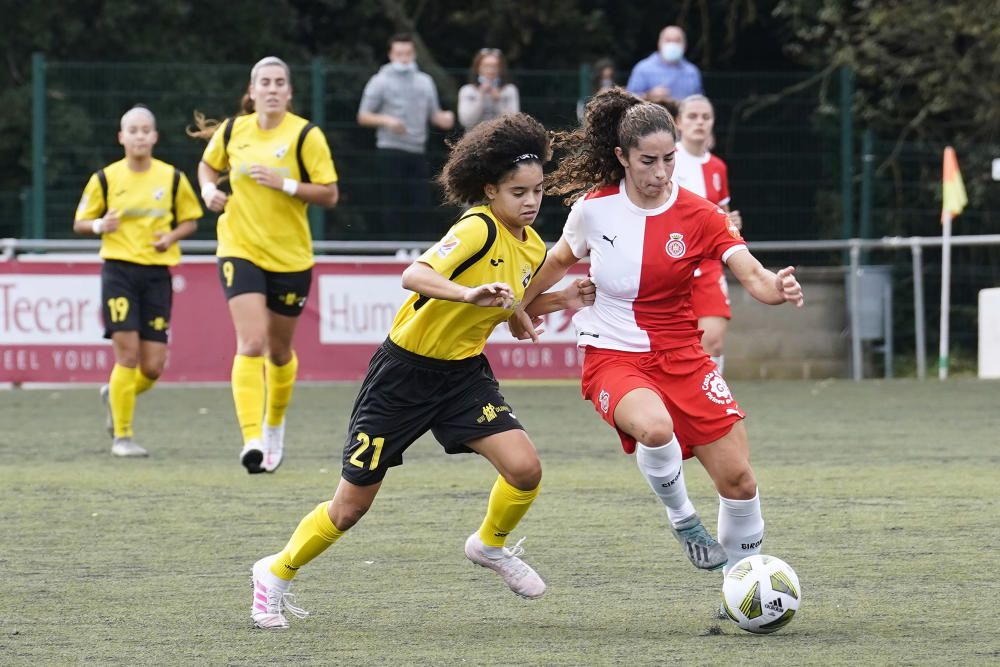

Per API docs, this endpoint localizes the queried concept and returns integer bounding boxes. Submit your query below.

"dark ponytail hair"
[547,88,678,204]
[437,113,551,206]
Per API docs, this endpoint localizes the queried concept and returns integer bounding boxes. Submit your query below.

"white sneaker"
[262,421,286,473]
[240,439,265,474]
[111,437,148,457]
[99,384,113,439]
[464,533,546,599]
[251,555,309,630]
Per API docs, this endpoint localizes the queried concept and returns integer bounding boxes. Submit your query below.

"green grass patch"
[1,380,998,665]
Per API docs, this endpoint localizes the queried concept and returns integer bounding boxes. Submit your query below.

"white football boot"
[465,533,546,599]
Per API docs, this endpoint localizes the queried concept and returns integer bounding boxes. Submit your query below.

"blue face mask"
[478,76,502,87]
[659,42,684,63]
[390,61,416,73]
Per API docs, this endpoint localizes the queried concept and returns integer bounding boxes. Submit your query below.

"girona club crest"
[665,232,686,258]
[598,389,610,414]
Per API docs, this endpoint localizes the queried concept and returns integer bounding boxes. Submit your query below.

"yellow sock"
[477,475,540,548]
[109,363,138,438]
[265,352,298,427]
[271,501,345,581]
[231,354,265,444]
[134,370,156,395]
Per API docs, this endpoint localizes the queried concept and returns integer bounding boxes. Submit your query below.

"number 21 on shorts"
[349,432,385,470]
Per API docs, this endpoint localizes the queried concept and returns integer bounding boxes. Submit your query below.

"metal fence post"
[859,128,874,262]
[31,53,46,239]
[912,241,926,379]
[309,58,325,241]
[849,240,863,380]
[840,67,855,259]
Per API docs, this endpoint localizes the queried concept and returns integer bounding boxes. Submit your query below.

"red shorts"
[580,345,745,458]
[691,260,731,319]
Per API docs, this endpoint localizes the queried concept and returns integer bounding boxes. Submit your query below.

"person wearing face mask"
[74,105,203,458]
[626,25,704,105]
[457,48,520,130]
[358,33,456,235]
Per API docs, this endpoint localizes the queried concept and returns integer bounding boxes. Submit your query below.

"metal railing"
[4,234,1000,381]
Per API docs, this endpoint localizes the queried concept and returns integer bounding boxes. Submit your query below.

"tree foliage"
[775,0,1000,205]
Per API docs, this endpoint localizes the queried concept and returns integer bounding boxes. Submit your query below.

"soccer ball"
[721,554,801,634]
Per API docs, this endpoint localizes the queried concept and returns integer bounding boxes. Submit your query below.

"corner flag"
[938,146,967,379]
[941,146,967,224]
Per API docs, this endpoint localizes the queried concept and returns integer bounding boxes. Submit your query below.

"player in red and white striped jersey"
[672,94,740,373]
[513,89,803,577]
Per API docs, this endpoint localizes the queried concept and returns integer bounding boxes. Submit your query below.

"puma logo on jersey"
[490,258,504,266]
[602,234,617,246]
[236,143,250,150]
[115,189,127,196]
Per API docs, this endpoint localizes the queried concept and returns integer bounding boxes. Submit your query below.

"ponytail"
[547,88,676,205]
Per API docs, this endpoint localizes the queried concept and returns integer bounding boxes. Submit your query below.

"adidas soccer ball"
[721,554,801,634]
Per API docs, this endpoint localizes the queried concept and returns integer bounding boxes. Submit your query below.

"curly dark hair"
[547,88,678,205]
[437,113,551,206]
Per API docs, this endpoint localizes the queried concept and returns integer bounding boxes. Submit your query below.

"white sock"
[636,438,696,526]
[711,355,725,374]
[718,491,764,575]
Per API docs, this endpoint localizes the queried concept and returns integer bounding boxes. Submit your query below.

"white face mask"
[390,61,416,73]
[659,42,684,63]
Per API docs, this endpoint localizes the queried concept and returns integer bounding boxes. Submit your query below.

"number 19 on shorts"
[349,432,385,470]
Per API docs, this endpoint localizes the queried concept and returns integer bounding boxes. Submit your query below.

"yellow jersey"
[201,112,339,272]
[389,206,547,360]
[75,158,202,267]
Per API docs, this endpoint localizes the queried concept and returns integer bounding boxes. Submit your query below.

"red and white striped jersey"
[672,143,730,207]
[562,181,746,352]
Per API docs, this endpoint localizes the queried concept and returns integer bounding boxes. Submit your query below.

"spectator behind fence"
[577,58,618,122]
[74,105,202,458]
[457,48,520,130]
[358,33,455,235]
[626,26,703,105]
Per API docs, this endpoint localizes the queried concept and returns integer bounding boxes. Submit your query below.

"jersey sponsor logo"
[598,389,610,414]
[727,223,742,240]
[702,370,734,405]
[520,263,532,288]
[152,187,165,201]
[665,233,687,258]
[477,402,511,423]
[490,258,504,266]
[435,232,460,258]
[601,234,617,247]
[274,143,289,159]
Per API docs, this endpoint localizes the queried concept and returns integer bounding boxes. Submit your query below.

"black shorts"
[217,257,312,317]
[101,260,173,342]
[342,339,525,486]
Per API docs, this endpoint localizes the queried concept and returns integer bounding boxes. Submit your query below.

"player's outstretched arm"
[727,251,804,307]
[520,237,582,313]
[401,261,514,309]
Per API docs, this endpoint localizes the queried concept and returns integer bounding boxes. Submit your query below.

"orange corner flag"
[941,146,967,225]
